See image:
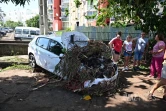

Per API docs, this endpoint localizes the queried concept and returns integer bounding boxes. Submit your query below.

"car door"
[35,37,50,69]
[46,39,63,73]
[22,29,29,38]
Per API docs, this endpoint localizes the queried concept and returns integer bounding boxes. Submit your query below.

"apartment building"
[47,0,53,30]
[52,0,104,31]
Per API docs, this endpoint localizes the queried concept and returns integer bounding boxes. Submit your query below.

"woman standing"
[148,33,165,79]
[148,47,166,101]
[122,35,133,71]
[108,31,123,70]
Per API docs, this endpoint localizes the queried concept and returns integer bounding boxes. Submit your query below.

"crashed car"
[28,31,119,92]
[28,35,64,73]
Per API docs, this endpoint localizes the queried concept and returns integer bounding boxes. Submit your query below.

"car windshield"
[15,29,22,34]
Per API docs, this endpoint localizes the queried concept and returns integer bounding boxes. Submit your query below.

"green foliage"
[65,27,71,31]
[74,0,82,8]
[4,20,23,28]
[26,15,39,28]
[0,0,30,6]
[85,14,97,20]
[2,64,31,71]
[74,0,166,35]
[64,8,69,17]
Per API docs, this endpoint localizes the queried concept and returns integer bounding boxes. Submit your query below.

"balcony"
[61,0,69,3]
[60,16,69,21]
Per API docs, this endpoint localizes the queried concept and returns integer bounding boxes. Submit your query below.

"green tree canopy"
[26,15,39,28]
[74,0,166,35]
[4,20,23,28]
[0,0,30,6]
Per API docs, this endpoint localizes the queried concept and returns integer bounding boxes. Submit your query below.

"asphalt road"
[0,32,14,41]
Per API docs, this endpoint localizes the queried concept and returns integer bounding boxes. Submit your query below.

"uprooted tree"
[55,40,119,95]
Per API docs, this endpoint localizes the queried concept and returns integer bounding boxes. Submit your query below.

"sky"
[0,0,38,13]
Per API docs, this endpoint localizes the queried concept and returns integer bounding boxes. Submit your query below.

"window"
[62,22,69,29]
[23,29,29,34]
[15,29,22,34]
[36,38,49,49]
[30,30,37,35]
[48,40,63,55]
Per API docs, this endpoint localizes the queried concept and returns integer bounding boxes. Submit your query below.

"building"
[4,9,38,26]
[52,0,108,31]
[47,0,53,30]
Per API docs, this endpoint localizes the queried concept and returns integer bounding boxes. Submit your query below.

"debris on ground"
[55,40,119,95]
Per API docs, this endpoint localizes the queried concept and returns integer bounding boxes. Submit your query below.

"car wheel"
[29,54,37,68]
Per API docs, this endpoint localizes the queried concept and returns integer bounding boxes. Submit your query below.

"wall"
[0,41,29,56]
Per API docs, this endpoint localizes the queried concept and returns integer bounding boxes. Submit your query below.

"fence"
[75,26,154,41]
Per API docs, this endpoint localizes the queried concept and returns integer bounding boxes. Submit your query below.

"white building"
[4,9,38,26]
[47,0,53,30]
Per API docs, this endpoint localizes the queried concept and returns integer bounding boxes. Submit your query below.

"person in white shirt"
[122,35,133,71]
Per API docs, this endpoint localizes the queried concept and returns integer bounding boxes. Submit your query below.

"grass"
[54,30,66,36]
[1,64,31,72]
[0,56,28,63]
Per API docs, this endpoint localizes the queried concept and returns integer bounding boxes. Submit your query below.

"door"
[46,39,63,73]
[35,37,50,69]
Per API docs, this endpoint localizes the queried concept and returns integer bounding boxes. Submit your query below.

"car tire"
[29,54,37,68]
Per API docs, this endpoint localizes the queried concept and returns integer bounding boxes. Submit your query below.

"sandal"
[147,93,155,100]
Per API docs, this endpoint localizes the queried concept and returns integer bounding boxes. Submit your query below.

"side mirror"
[59,54,64,59]
[59,54,63,57]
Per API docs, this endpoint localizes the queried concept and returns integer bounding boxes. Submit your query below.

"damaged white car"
[28,31,119,91]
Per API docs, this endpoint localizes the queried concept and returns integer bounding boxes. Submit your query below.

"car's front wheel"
[29,54,37,68]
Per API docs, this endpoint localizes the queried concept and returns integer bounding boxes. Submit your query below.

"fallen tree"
[55,40,119,95]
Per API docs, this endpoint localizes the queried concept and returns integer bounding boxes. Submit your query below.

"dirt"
[0,67,166,111]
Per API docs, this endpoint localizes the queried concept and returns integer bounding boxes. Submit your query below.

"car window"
[23,29,29,34]
[15,29,22,34]
[30,30,37,35]
[36,37,49,49]
[48,39,63,55]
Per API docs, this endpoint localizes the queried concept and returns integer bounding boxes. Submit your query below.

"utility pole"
[38,0,48,35]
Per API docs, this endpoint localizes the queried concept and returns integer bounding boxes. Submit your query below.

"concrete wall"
[0,41,29,56]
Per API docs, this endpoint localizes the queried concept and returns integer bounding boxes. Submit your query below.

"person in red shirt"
[109,31,123,67]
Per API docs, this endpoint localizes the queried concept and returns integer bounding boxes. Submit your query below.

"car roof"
[15,27,40,30]
[37,35,62,43]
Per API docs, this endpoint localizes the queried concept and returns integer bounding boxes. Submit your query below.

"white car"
[28,35,64,74]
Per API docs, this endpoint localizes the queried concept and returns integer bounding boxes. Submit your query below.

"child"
[122,35,133,71]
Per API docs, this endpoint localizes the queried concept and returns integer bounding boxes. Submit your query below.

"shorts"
[124,51,132,57]
[134,51,143,60]
[161,60,166,79]
[113,50,120,55]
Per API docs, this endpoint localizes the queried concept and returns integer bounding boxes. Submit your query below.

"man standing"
[133,32,149,71]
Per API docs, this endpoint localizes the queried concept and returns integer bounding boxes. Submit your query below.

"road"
[0,32,14,41]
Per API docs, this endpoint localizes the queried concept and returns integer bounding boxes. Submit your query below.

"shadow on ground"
[0,64,165,111]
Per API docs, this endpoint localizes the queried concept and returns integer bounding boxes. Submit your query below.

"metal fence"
[75,26,155,41]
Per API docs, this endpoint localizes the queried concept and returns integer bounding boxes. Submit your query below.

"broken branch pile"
[55,40,118,95]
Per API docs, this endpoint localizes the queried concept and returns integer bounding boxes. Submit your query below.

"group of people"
[108,31,166,101]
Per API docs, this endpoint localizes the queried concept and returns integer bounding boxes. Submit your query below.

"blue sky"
[0,0,38,13]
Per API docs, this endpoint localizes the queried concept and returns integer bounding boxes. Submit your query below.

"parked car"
[0,27,7,36]
[4,27,10,33]
[9,28,14,32]
[14,27,40,41]
[28,35,64,74]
